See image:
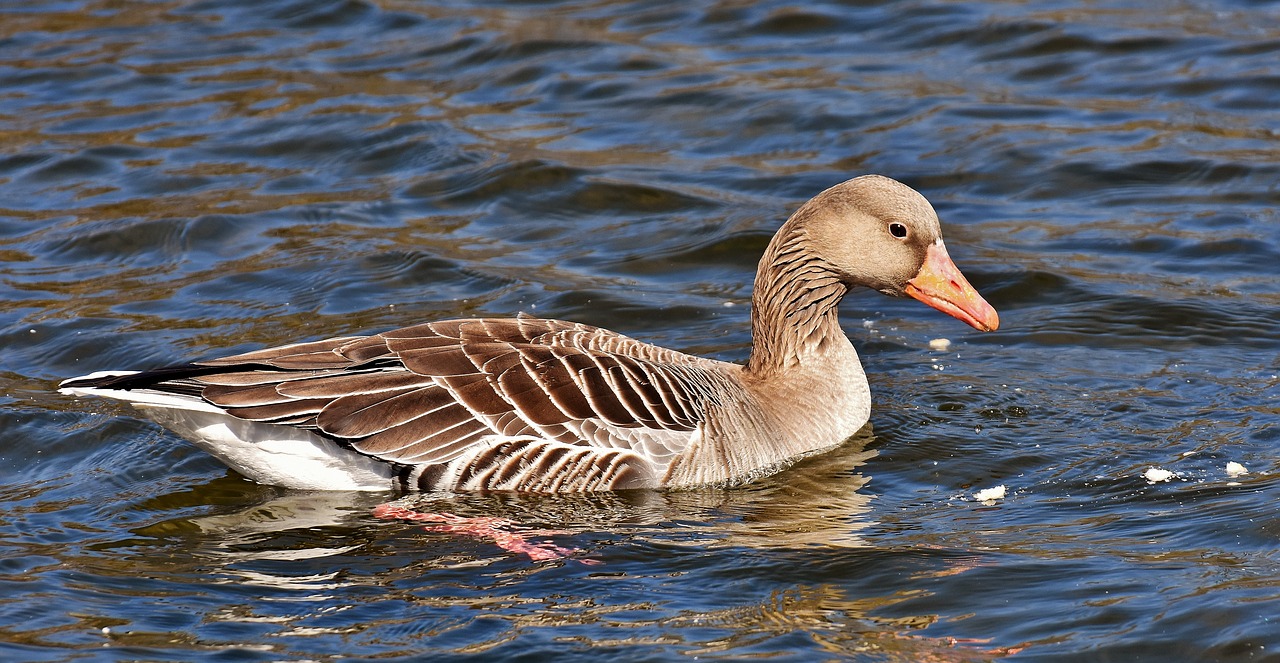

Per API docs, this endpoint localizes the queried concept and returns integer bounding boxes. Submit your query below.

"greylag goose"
[60,175,998,492]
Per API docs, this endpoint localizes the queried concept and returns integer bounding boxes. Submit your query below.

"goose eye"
[889,223,908,239]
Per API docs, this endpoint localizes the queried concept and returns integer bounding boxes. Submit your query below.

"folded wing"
[189,317,735,477]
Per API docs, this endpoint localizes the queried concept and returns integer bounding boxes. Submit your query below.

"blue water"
[3,0,1279,660]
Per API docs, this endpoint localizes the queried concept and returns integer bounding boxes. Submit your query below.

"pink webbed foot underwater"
[372,503,598,563]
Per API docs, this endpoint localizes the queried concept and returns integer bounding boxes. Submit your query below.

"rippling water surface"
[3,0,1279,660]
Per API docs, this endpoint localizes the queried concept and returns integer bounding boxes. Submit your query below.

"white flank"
[61,377,392,491]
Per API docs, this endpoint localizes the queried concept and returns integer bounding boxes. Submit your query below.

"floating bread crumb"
[929,338,951,351]
[1143,467,1175,483]
[1225,462,1248,477]
[973,485,1006,502]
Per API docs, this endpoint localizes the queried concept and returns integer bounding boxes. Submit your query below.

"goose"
[60,175,999,493]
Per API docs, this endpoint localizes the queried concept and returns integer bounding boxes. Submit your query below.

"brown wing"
[190,316,735,467]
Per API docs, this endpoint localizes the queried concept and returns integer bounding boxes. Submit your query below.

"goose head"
[793,174,999,332]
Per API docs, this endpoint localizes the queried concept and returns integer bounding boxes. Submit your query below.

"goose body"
[60,175,998,492]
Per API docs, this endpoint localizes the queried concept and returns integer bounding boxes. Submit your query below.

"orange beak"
[904,242,1000,332]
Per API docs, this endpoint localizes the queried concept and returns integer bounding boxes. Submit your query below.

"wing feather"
[222,398,329,423]
[198,369,339,387]
[202,382,292,407]
[439,372,512,417]
[530,364,596,420]
[354,417,491,463]
[494,361,573,425]
[317,386,452,438]
[574,361,637,426]
[197,337,364,368]
[276,370,428,398]
[605,359,668,426]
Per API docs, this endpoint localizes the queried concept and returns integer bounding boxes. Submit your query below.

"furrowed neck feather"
[746,222,849,376]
